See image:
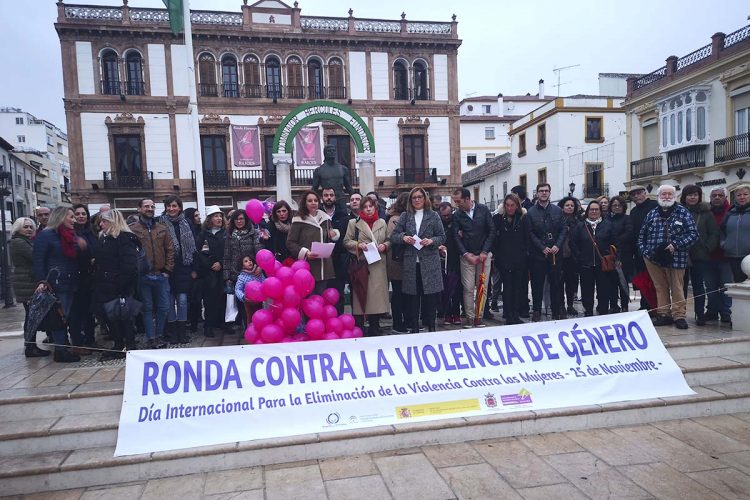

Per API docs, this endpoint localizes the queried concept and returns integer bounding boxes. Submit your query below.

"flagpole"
[183,0,206,215]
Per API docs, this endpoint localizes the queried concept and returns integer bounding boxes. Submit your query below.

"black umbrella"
[24,289,60,342]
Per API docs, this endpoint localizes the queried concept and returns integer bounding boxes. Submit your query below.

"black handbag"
[103,296,143,321]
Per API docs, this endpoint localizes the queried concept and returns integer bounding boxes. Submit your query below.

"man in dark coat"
[451,188,496,328]
[322,187,352,314]
[627,185,659,310]
[705,187,732,322]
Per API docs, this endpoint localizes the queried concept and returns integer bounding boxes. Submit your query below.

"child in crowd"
[234,254,266,325]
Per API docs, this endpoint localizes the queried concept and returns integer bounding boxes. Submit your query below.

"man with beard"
[322,187,351,314]
[349,192,362,219]
[705,187,733,323]
[638,185,698,329]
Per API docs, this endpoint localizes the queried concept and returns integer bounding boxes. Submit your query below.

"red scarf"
[359,210,379,229]
[58,226,78,259]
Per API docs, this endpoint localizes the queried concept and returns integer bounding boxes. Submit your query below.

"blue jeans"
[703,260,733,315]
[140,275,170,339]
[167,292,188,323]
[52,291,75,352]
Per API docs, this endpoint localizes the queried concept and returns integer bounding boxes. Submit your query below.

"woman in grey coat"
[9,217,46,357]
[391,187,446,333]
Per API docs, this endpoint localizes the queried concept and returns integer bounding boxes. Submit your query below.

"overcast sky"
[1,0,748,131]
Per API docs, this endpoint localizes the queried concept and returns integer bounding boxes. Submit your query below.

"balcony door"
[113,135,143,187]
[264,135,276,185]
[201,135,228,186]
[402,135,425,183]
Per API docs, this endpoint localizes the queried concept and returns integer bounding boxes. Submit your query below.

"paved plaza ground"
[0,300,749,498]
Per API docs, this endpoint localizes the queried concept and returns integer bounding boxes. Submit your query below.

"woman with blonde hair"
[94,209,140,359]
[10,217,46,357]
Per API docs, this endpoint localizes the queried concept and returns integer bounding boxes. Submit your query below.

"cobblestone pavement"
[3,413,750,499]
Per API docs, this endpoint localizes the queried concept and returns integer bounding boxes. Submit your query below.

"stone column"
[273,153,293,205]
[356,153,376,195]
[723,255,750,332]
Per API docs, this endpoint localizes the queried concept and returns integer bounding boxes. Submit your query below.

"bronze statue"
[312,144,353,211]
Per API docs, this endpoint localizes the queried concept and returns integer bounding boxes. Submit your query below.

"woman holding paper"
[287,190,340,294]
[344,197,390,336]
[390,187,446,333]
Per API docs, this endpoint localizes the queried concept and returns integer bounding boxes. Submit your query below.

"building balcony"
[327,86,347,99]
[395,168,437,184]
[393,87,431,102]
[584,183,609,199]
[101,80,122,95]
[192,168,360,190]
[630,156,663,179]
[715,132,750,164]
[286,85,305,99]
[199,83,218,97]
[222,83,240,98]
[667,144,707,172]
[266,84,282,99]
[125,80,145,96]
[103,171,154,190]
[243,84,263,98]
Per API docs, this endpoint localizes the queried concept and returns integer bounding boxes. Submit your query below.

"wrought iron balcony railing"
[583,183,609,198]
[222,83,240,98]
[667,145,707,172]
[327,86,347,99]
[101,80,122,95]
[395,168,438,184]
[103,171,154,190]
[243,84,263,98]
[630,156,663,179]
[286,85,305,99]
[307,85,325,99]
[715,132,750,163]
[125,80,145,95]
[199,83,218,97]
[266,84,282,99]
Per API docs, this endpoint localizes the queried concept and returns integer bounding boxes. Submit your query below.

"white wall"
[171,45,189,96]
[80,113,110,180]
[147,44,168,97]
[371,117,399,176]
[75,41,95,95]
[370,52,389,100]
[459,121,511,172]
[348,51,367,100]
[427,117,450,177]
[174,115,193,179]
[143,115,173,179]
[433,54,448,101]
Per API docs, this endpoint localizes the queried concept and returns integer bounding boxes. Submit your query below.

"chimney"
[497,93,504,118]
[538,79,545,99]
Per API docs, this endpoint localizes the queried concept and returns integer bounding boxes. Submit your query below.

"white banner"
[115,311,693,456]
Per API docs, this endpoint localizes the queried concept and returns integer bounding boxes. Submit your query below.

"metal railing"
[125,80,145,95]
[327,86,347,99]
[192,168,358,189]
[583,183,609,198]
[394,86,410,101]
[286,85,305,99]
[630,156,663,179]
[103,171,154,190]
[714,133,750,163]
[222,83,240,98]
[667,145,707,172]
[307,85,326,100]
[395,168,438,184]
[101,80,122,95]
[199,83,218,97]
[266,84,282,99]
[243,84,263,98]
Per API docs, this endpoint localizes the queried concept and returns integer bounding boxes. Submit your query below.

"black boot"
[354,315,366,330]
[176,321,190,344]
[367,315,381,337]
[163,322,175,343]
[25,344,50,357]
[204,323,215,338]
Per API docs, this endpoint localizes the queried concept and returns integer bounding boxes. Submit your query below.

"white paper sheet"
[412,235,423,250]
[310,242,335,258]
[363,241,381,264]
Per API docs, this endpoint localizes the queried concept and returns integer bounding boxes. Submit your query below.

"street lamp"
[0,170,13,308]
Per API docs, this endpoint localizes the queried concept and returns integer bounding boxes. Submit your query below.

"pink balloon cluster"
[243,249,364,344]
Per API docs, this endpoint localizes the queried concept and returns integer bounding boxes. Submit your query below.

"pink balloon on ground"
[305,319,326,339]
[309,294,325,305]
[293,333,308,342]
[252,308,274,330]
[352,327,364,338]
[260,323,284,343]
[340,329,355,339]
[261,277,284,299]
[281,336,294,343]
[245,281,265,303]
[324,305,338,319]
[326,317,343,334]
[245,199,264,224]
[281,307,301,330]
[302,298,324,319]
[244,324,259,344]
[324,332,340,340]
[339,314,355,330]
[322,288,340,306]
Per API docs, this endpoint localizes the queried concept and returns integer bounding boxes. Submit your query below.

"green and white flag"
[162,0,184,34]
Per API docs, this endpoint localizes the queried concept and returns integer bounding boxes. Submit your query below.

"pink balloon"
[339,314,355,331]
[252,308,274,331]
[302,298,324,319]
[293,333,308,342]
[256,249,275,270]
[326,317,343,334]
[305,319,326,339]
[244,324,259,344]
[293,269,315,297]
[322,288,340,306]
[324,332,340,340]
[324,305,338,319]
[352,327,364,338]
[340,329,355,339]
[245,199,264,224]
[260,323,284,343]
[281,307,301,330]
[261,277,284,300]
[282,285,302,308]
[290,260,309,272]
[281,336,294,343]
[274,260,283,274]
[245,281,265,303]
[310,294,325,305]
[276,266,295,286]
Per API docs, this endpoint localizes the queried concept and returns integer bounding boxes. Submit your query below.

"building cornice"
[509,105,623,136]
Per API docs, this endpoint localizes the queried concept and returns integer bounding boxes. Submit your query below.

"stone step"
[679,355,750,386]
[1,380,748,496]
[664,334,750,360]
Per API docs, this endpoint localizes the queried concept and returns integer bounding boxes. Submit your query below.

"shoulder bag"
[585,223,616,272]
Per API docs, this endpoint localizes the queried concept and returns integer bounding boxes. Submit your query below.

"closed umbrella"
[632,269,657,310]
[24,289,61,343]
[441,251,460,314]
[347,247,369,311]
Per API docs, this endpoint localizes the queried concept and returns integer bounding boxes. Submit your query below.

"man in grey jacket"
[451,188,496,327]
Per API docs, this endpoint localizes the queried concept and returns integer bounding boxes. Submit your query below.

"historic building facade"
[55,0,462,212]
[624,24,750,199]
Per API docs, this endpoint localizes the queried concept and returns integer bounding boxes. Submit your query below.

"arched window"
[243,55,261,98]
[101,49,120,95]
[307,58,324,99]
[198,53,217,96]
[221,55,239,97]
[124,51,144,95]
[413,60,429,100]
[265,56,281,99]
[327,58,345,99]
[393,60,409,100]
[286,56,303,99]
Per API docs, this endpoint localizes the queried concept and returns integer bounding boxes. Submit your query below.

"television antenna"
[553,64,580,96]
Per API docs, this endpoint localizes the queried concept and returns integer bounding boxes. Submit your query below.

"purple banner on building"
[295,126,321,166]
[232,125,261,167]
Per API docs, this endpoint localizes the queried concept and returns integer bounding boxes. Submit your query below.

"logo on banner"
[399,407,412,418]
[326,412,340,425]
[231,125,261,166]
[484,393,498,408]
[500,389,533,406]
[294,126,321,166]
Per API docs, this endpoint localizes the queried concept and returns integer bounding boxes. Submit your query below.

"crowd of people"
[10,181,750,362]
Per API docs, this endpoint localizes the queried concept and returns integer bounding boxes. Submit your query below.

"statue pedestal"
[724,282,750,332]
[273,153,293,207]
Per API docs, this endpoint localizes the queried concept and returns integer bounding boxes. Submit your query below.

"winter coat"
[452,202,495,255]
[286,212,339,282]
[390,210,446,295]
[638,204,698,269]
[525,202,568,261]
[344,217,390,315]
[267,220,291,262]
[385,214,404,281]
[129,218,175,275]
[721,202,750,259]
[31,228,80,293]
[75,227,98,290]
[570,219,615,268]
[165,218,197,295]
[197,228,226,289]
[328,207,352,277]
[608,212,634,275]
[93,231,139,303]
[223,225,262,284]
[686,202,720,263]
[493,212,528,270]
[710,200,730,260]
[559,214,580,259]
[441,218,461,272]
[9,234,34,302]
[629,198,659,257]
